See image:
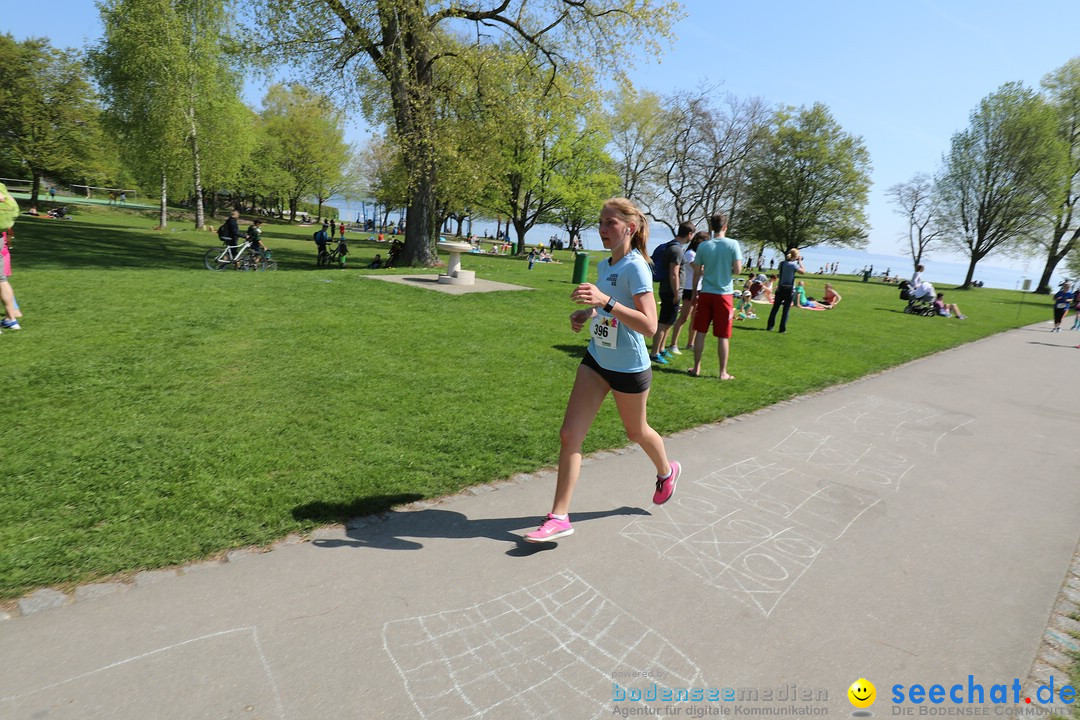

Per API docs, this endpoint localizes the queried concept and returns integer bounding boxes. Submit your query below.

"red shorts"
[692,292,734,338]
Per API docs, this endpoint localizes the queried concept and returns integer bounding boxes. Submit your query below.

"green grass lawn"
[0,204,1057,599]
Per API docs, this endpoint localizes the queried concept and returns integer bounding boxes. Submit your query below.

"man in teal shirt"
[689,213,742,379]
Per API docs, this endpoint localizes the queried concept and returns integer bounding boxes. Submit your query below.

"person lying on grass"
[795,281,827,310]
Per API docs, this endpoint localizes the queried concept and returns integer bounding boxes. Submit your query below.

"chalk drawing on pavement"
[383,570,704,720]
[0,626,285,720]
[620,395,973,617]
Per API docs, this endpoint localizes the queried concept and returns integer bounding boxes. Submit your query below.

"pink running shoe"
[523,514,574,543]
[652,461,681,505]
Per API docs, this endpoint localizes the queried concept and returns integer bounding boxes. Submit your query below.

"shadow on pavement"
[306,504,648,555]
[1027,341,1080,349]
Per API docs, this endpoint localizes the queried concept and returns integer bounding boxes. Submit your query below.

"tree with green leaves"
[1030,58,1080,294]
[551,122,620,247]
[312,146,363,222]
[90,0,247,229]
[935,82,1066,289]
[261,84,350,222]
[888,172,943,273]
[231,110,287,214]
[1065,245,1080,280]
[89,0,186,228]
[252,0,680,266]
[358,134,410,224]
[0,35,100,205]
[607,87,666,201]
[197,94,257,220]
[739,103,871,253]
[470,53,604,253]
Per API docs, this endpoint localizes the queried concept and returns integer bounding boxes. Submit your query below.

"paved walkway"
[2,326,1079,719]
[9,190,156,210]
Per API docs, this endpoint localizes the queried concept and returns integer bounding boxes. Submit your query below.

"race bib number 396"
[591,315,619,350]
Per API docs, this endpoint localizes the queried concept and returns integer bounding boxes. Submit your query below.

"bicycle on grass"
[317,240,347,268]
[204,239,276,271]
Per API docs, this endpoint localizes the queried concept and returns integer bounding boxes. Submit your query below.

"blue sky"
[5,0,1078,270]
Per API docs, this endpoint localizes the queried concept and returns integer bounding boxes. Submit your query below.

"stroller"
[898,280,936,316]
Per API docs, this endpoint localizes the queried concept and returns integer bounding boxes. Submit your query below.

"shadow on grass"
[293,493,425,523]
[18,218,209,271]
[307,504,647,554]
[552,344,588,359]
[15,217,388,272]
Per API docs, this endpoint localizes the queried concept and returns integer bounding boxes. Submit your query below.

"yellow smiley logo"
[848,678,876,708]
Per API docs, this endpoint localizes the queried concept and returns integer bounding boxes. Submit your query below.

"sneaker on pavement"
[523,514,574,543]
[652,460,681,505]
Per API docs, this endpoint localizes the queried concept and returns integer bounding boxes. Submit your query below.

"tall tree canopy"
[252,0,681,266]
[0,35,100,205]
[90,0,247,228]
[1030,58,1080,293]
[935,82,1065,289]
[739,103,871,253]
[474,55,605,252]
[888,172,943,273]
[261,84,351,222]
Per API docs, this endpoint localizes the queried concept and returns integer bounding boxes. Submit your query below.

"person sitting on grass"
[755,274,776,304]
[748,274,767,300]
[736,290,757,320]
[367,254,383,269]
[819,283,842,309]
[933,292,967,320]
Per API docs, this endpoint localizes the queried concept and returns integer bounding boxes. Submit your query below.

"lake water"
[331,200,1065,291]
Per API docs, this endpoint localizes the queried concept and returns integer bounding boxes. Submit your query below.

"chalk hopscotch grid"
[383,571,704,720]
[621,395,973,617]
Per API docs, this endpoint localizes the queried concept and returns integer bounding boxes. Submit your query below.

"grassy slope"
[0,205,1056,598]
